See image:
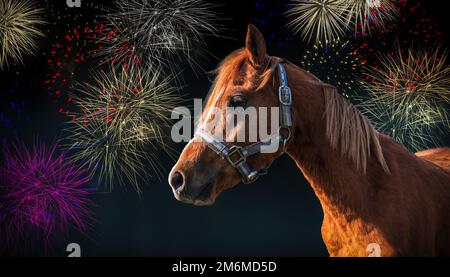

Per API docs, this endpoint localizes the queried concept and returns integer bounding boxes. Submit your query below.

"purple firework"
[0,140,93,243]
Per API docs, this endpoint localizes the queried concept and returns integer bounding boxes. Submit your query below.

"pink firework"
[0,140,94,244]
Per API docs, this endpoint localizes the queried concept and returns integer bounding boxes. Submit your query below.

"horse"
[168,24,450,257]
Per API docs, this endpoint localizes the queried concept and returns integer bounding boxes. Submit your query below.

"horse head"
[168,25,287,205]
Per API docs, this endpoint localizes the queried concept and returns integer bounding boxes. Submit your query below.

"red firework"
[354,0,444,67]
[44,24,102,119]
[44,22,141,121]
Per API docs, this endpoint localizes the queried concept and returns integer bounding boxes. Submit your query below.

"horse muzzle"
[168,169,217,206]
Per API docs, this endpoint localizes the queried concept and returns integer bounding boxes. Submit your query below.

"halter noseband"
[195,62,293,184]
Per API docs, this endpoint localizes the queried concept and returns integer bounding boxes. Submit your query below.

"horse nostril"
[170,171,185,191]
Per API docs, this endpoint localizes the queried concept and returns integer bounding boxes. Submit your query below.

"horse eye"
[228,95,247,108]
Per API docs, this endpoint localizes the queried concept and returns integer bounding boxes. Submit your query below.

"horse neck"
[284,67,373,218]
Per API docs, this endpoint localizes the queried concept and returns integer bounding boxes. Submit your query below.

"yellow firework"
[0,0,46,70]
[286,0,349,43]
[64,65,183,193]
[359,46,450,151]
[346,0,398,35]
[300,38,364,98]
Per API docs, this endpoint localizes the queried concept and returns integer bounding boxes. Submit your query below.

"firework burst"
[301,38,364,98]
[44,22,143,119]
[359,46,450,151]
[44,24,102,118]
[0,0,46,70]
[97,0,220,72]
[64,64,183,193]
[0,140,93,246]
[346,0,397,35]
[353,0,443,67]
[286,0,349,43]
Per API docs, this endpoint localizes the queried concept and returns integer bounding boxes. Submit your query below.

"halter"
[195,63,293,184]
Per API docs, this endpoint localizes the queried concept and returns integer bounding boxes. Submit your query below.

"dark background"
[0,0,448,256]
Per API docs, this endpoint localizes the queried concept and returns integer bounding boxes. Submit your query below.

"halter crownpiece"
[195,63,293,184]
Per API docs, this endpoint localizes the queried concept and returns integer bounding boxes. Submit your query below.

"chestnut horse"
[169,25,450,256]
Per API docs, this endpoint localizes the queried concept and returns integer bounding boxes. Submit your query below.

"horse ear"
[245,24,268,67]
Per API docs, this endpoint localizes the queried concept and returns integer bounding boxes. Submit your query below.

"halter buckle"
[225,146,246,168]
[279,86,292,106]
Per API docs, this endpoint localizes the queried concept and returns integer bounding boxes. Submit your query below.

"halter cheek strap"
[278,62,293,129]
[195,63,293,184]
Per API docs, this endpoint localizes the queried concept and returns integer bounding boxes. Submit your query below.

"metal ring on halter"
[279,127,291,153]
[279,126,292,141]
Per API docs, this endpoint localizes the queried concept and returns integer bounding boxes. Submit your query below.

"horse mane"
[322,84,390,174]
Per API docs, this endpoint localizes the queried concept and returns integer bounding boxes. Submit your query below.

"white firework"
[0,0,46,69]
[286,0,349,43]
[97,0,220,72]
